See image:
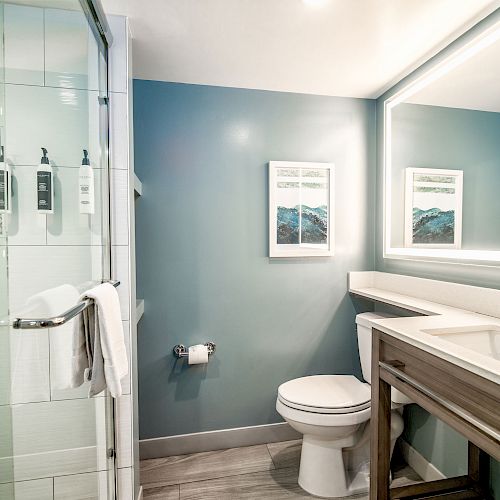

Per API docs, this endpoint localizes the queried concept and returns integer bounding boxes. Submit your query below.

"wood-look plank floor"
[141,440,422,499]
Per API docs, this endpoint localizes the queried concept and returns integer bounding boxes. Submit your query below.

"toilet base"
[297,412,404,498]
[298,434,355,498]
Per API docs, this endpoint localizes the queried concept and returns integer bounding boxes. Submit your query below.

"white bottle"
[0,146,11,214]
[37,147,54,214]
[79,149,94,214]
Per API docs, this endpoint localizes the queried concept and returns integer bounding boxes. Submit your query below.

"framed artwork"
[269,161,334,258]
[404,167,463,249]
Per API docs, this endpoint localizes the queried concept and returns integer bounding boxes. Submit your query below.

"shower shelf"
[136,299,144,322]
[134,173,142,197]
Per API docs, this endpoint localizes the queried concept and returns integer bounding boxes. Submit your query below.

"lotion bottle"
[79,149,94,214]
[0,146,11,214]
[37,147,54,214]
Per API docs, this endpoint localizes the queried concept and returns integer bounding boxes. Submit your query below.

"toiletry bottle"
[79,149,94,214]
[0,146,11,214]
[37,147,54,214]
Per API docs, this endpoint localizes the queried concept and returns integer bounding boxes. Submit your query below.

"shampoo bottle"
[79,149,94,214]
[37,147,54,214]
[0,146,11,214]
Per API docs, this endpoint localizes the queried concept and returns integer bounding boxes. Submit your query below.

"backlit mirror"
[384,20,500,265]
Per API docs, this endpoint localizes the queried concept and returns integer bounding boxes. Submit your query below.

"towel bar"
[12,280,120,330]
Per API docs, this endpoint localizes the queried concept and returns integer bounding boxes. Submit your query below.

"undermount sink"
[422,325,500,361]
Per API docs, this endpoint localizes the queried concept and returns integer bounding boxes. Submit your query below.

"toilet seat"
[278,375,371,414]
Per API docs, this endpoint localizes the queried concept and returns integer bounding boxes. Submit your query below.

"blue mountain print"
[413,207,455,244]
[277,205,327,244]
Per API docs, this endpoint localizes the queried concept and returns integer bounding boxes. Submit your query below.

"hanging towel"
[71,282,127,398]
[22,284,80,391]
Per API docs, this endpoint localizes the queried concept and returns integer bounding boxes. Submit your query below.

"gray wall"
[133,80,376,439]
[390,103,500,250]
[376,9,500,496]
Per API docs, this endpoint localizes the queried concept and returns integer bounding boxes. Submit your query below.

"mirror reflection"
[387,33,500,259]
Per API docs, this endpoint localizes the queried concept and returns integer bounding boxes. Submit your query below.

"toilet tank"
[356,312,412,405]
[356,312,398,384]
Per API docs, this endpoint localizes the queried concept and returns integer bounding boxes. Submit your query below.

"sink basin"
[422,325,500,361]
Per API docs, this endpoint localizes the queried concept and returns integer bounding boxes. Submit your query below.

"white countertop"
[349,274,500,385]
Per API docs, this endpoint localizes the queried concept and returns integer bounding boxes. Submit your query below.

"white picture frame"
[404,167,463,249]
[269,161,334,258]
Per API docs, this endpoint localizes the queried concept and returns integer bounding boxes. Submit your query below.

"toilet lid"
[278,375,371,414]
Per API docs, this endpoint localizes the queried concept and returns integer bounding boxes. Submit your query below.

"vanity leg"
[370,333,392,500]
[468,442,490,496]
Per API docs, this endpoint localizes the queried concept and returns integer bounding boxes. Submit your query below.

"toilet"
[276,312,410,498]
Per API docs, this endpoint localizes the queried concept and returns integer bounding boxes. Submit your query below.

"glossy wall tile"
[4,5,44,86]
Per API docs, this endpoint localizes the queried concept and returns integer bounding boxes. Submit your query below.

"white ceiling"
[101,0,500,99]
[407,36,500,113]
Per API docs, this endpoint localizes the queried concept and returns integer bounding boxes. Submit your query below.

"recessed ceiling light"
[302,0,330,8]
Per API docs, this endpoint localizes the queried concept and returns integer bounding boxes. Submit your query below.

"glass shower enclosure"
[0,0,116,498]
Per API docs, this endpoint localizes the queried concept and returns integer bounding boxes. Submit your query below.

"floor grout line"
[148,466,302,499]
[142,462,276,491]
[265,442,278,470]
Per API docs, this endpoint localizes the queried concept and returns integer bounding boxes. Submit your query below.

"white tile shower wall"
[116,394,132,469]
[108,15,128,94]
[4,4,44,86]
[111,168,130,245]
[113,244,131,321]
[7,245,101,312]
[108,14,138,499]
[118,467,134,500]
[44,8,99,91]
[54,471,108,499]
[110,92,129,170]
[8,329,50,405]
[122,320,131,396]
[0,478,53,500]
[2,6,135,497]
[5,84,100,167]
[10,398,106,481]
[2,6,135,499]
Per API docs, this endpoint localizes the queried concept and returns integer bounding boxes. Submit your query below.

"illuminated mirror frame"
[383,14,500,266]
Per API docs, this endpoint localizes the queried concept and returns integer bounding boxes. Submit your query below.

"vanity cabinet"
[370,329,500,500]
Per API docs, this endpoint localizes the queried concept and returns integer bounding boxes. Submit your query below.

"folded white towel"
[24,284,80,391]
[72,283,127,398]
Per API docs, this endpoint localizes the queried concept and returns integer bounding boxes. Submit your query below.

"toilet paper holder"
[173,342,216,358]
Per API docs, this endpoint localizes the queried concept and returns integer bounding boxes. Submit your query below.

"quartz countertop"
[349,275,500,385]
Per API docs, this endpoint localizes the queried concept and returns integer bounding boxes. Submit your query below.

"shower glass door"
[0,1,115,498]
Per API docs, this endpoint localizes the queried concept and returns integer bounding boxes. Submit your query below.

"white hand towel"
[72,282,127,398]
[23,284,80,391]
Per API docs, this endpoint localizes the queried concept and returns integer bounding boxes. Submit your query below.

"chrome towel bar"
[12,280,120,330]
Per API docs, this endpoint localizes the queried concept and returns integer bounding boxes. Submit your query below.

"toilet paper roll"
[188,344,209,365]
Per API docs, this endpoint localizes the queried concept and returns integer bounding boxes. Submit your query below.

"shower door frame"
[79,2,120,498]
[79,0,118,500]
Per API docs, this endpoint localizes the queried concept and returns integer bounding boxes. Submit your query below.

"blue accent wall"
[133,80,376,439]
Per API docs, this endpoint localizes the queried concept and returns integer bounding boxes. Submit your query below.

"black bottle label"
[0,170,7,211]
[37,171,52,211]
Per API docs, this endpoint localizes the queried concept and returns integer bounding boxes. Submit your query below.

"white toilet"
[276,312,410,498]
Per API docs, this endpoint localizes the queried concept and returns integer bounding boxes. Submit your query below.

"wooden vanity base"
[370,330,500,500]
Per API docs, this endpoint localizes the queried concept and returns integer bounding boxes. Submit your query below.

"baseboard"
[136,485,143,500]
[400,440,446,482]
[140,422,301,459]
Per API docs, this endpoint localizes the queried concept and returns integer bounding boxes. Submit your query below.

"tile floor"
[140,439,421,499]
